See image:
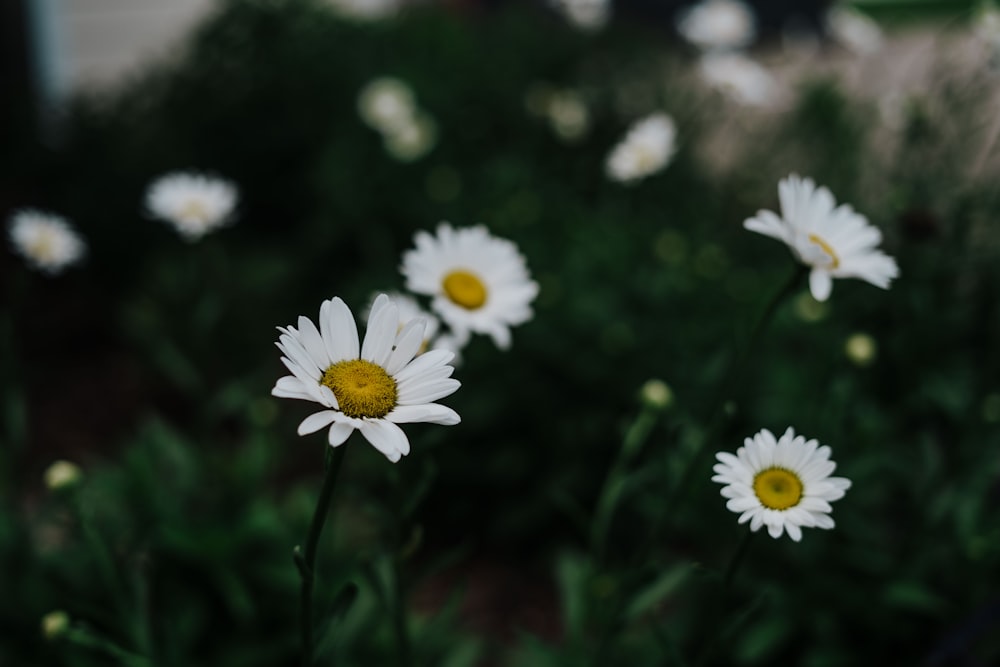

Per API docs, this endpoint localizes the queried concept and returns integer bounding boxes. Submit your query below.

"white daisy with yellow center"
[145,171,238,241]
[744,174,899,301]
[8,209,86,275]
[712,427,852,542]
[606,113,677,184]
[401,224,539,350]
[271,294,461,463]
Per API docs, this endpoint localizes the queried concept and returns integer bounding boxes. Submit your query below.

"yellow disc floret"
[321,359,398,419]
[752,468,803,510]
[442,270,488,309]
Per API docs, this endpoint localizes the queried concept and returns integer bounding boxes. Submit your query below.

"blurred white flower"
[383,113,437,162]
[698,53,781,107]
[325,0,400,21]
[606,113,677,184]
[145,172,238,241]
[401,223,539,350]
[44,460,83,491]
[713,427,852,542]
[743,174,899,301]
[552,0,611,31]
[358,77,416,134]
[8,209,86,274]
[676,0,757,52]
[826,5,883,55]
[272,294,461,463]
[525,85,591,142]
[358,77,436,162]
[973,3,1000,50]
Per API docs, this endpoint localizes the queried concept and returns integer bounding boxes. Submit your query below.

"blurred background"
[2,0,999,665]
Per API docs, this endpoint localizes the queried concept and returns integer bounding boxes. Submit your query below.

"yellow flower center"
[179,199,209,223]
[752,468,803,510]
[808,234,840,269]
[442,270,488,310]
[320,359,397,419]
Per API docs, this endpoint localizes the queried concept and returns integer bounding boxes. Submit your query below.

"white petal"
[809,268,833,302]
[298,410,338,436]
[328,420,355,447]
[387,403,461,425]
[297,315,330,369]
[786,522,803,542]
[272,376,313,401]
[393,349,455,384]
[385,318,427,376]
[359,419,410,462]
[361,296,398,366]
[397,378,461,405]
[325,298,360,363]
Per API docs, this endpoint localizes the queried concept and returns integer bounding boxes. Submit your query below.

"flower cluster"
[357,77,437,162]
[273,223,538,461]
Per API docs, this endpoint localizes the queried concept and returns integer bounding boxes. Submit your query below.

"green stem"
[694,531,757,667]
[391,557,411,667]
[663,265,805,521]
[591,406,659,563]
[721,530,755,592]
[64,627,151,667]
[298,445,348,667]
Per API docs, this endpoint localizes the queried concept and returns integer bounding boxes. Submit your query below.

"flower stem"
[390,556,411,667]
[298,445,347,667]
[721,530,755,592]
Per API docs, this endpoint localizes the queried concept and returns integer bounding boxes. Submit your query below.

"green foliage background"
[2,0,1000,665]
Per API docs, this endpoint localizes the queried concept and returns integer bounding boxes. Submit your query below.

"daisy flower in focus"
[145,172,238,241]
[401,223,539,350]
[365,290,452,355]
[698,53,782,108]
[8,209,86,274]
[712,427,851,542]
[272,294,460,463]
[606,113,677,184]
[743,174,899,301]
[676,0,757,52]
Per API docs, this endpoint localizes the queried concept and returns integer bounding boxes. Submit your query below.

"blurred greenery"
[2,0,1000,665]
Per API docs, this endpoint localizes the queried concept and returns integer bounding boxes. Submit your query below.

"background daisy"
[401,223,538,350]
[145,171,239,241]
[713,427,852,542]
[8,209,86,274]
[605,113,677,184]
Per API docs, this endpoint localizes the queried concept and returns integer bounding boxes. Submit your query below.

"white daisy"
[606,113,677,184]
[676,0,757,52]
[8,209,86,274]
[698,53,782,108]
[272,294,461,463]
[145,172,238,241]
[401,223,539,350]
[825,5,883,56]
[712,427,852,542]
[743,174,899,301]
[358,77,416,135]
[552,0,611,31]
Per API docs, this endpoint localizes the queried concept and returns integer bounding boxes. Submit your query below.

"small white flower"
[272,294,461,463]
[743,174,899,301]
[325,0,400,21]
[676,0,757,52]
[844,332,877,367]
[401,223,539,350]
[712,427,852,542]
[548,90,591,141]
[358,77,416,134]
[383,113,437,162]
[698,53,781,107]
[826,5,883,56]
[552,0,611,31]
[145,172,238,241]
[8,209,86,274]
[606,113,677,184]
